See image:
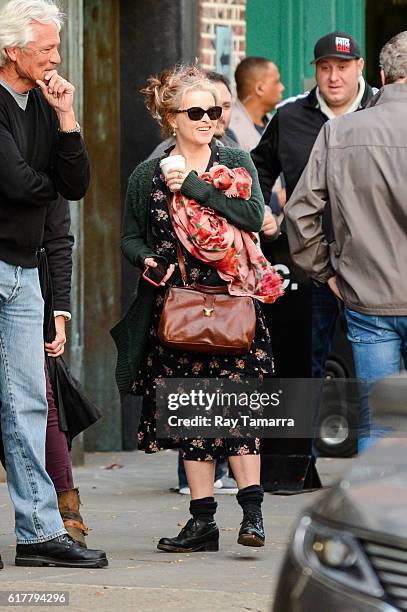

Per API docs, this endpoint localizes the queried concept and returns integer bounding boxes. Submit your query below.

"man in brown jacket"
[285,32,407,452]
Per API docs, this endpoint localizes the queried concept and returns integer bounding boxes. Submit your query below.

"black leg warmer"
[236,485,264,513]
[189,497,218,522]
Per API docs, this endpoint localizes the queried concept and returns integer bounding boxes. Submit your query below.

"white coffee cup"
[159,155,186,178]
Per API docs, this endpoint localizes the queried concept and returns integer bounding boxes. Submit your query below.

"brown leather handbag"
[158,244,256,355]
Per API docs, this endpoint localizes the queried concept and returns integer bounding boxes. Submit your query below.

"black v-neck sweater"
[0,85,89,267]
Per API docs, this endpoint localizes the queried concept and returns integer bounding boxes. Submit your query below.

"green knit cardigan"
[110,147,265,394]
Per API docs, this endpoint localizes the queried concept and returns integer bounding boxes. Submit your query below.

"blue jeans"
[0,261,66,543]
[345,307,407,452]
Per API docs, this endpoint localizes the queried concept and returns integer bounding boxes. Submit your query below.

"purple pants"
[44,362,74,493]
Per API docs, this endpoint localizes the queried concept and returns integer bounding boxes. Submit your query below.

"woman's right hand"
[166,169,187,193]
[144,258,175,284]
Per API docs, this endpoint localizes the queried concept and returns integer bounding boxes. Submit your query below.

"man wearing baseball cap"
[285,31,407,452]
[312,31,362,63]
[252,31,376,382]
[251,32,376,487]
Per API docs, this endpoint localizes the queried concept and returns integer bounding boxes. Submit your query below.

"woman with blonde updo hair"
[113,63,281,554]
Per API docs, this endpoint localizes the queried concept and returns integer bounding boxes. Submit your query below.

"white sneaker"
[214,476,238,495]
[178,478,238,495]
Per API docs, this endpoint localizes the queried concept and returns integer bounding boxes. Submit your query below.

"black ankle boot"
[15,534,108,568]
[157,497,219,553]
[236,485,265,547]
[0,553,3,570]
[157,518,219,552]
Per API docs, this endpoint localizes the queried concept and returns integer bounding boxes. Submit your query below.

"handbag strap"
[166,189,188,287]
[176,241,189,286]
[170,144,219,288]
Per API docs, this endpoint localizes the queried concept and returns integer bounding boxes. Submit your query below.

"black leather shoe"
[238,509,265,547]
[0,553,3,570]
[157,518,219,553]
[15,534,108,568]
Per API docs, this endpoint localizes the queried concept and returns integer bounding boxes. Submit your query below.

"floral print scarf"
[169,164,284,304]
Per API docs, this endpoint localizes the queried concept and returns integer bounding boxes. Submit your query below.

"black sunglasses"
[175,106,222,121]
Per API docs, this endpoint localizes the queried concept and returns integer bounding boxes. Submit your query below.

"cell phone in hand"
[142,256,169,287]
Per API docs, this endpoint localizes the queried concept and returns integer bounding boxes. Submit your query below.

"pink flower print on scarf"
[169,164,283,304]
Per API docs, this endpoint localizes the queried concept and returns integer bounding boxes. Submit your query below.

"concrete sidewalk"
[0,452,350,612]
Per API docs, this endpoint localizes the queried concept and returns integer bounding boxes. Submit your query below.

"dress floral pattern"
[132,154,274,461]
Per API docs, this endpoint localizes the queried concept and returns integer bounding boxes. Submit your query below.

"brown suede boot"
[57,488,90,548]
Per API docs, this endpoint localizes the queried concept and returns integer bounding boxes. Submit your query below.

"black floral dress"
[132,156,274,461]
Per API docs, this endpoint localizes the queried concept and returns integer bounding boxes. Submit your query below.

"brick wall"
[199,0,246,83]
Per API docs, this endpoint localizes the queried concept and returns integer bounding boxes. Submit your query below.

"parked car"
[273,374,407,612]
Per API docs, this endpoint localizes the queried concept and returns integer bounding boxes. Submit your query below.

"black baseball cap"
[311,31,362,64]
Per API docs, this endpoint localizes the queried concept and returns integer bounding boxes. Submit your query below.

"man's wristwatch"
[58,121,81,134]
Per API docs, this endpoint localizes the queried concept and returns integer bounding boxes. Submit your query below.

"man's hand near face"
[36,70,77,130]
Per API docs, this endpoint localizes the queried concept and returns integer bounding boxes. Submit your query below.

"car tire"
[315,409,358,457]
[315,360,358,457]
[325,358,348,380]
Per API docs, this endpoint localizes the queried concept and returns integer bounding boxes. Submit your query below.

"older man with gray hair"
[0,0,107,569]
[285,31,407,452]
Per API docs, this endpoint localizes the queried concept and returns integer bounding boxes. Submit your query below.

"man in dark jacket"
[285,32,407,451]
[252,31,376,379]
[251,32,376,492]
[0,0,106,569]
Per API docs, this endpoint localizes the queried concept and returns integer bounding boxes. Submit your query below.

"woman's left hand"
[166,169,188,193]
[45,315,67,358]
[261,206,278,237]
